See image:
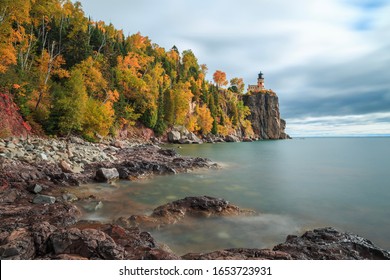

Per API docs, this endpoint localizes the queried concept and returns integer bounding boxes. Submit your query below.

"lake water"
[76,138,390,255]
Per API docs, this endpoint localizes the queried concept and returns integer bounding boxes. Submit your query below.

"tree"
[230,77,245,94]
[51,69,87,135]
[172,81,193,125]
[74,56,107,98]
[0,0,31,73]
[196,104,213,134]
[213,70,228,88]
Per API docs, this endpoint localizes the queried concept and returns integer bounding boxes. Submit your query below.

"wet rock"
[183,249,292,260]
[95,168,119,183]
[130,196,255,229]
[102,224,179,260]
[62,193,78,202]
[27,184,43,194]
[242,137,254,142]
[32,195,56,204]
[31,222,57,256]
[0,228,35,260]
[0,189,19,203]
[178,138,191,144]
[48,228,124,259]
[51,254,89,260]
[273,227,390,260]
[83,201,104,212]
[158,148,178,157]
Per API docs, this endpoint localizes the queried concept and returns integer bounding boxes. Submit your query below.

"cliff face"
[243,92,290,139]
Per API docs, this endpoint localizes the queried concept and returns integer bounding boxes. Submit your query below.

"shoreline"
[0,136,389,260]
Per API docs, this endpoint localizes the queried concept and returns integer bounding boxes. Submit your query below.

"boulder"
[59,160,73,173]
[48,228,124,259]
[95,168,119,183]
[39,153,48,161]
[167,131,181,143]
[273,227,390,260]
[225,135,240,142]
[32,195,56,204]
[27,184,43,194]
[0,228,35,260]
[62,193,78,202]
[187,132,203,144]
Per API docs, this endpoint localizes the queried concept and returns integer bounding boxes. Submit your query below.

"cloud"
[287,112,390,137]
[75,0,390,136]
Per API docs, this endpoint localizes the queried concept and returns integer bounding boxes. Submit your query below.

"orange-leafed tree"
[0,0,31,73]
[213,70,228,88]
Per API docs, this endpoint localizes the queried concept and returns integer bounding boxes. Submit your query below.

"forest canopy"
[0,0,254,140]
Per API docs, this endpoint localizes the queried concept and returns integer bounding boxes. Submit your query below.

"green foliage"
[0,0,254,140]
[49,69,87,135]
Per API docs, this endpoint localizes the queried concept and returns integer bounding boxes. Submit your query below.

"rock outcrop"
[125,196,255,229]
[167,126,203,144]
[0,222,179,260]
[273,227,390,260]
[243,92,290,139]
[183,227,390,260]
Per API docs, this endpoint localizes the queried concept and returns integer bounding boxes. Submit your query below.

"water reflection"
[71,138,390,253]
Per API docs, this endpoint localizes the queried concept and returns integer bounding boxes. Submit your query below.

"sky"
[74,0,390,137]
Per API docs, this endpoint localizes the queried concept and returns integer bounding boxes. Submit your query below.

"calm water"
[76,138,390,255]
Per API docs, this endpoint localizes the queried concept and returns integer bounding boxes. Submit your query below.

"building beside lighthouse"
[247,71,265,93]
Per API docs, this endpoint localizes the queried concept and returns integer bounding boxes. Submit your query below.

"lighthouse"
[247,71,265,93]
[257,71,264,89]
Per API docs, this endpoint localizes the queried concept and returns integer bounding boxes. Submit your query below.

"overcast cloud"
[74,0,390,136]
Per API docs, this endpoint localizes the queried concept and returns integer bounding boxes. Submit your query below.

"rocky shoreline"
[1,137,389,260]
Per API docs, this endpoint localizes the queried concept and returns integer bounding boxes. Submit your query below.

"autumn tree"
[0,0,31,73]
[0,0,255,141]
[213,70,228,88]
[230,77,245,94]
[196,104,213,134]
[172,82,193,125]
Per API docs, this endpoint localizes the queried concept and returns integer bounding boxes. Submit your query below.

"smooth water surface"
[75,138,390,255]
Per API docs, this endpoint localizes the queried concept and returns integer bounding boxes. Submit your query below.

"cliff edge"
[243,92,290,139]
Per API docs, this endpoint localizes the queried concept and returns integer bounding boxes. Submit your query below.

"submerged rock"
[128,196,255,229]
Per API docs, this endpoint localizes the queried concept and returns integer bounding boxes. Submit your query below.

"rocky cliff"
[243,92,290,139]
